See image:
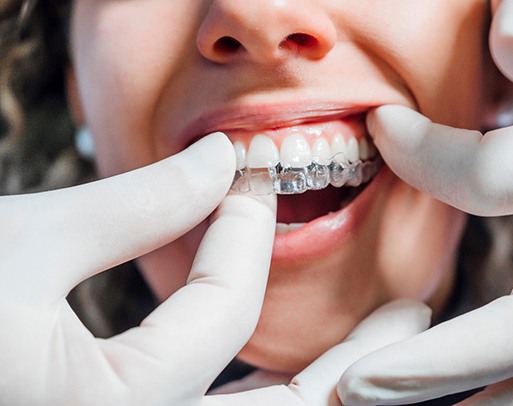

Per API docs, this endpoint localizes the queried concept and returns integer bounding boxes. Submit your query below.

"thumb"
[1,132,236,302]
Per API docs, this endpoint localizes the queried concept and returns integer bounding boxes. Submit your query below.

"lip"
[178,101,385,263]
[180,101,374,146]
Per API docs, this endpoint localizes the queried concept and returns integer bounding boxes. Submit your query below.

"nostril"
[214,36,243,54]
[283,32,318,48]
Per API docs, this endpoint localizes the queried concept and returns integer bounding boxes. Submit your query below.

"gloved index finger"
[367,105,513,216]
[102,192,277,398]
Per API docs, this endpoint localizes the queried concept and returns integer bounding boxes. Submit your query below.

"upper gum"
[225,117,367,149]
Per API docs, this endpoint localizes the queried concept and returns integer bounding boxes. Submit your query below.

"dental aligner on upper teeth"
[229,125,380,195]
[231,153,382,195]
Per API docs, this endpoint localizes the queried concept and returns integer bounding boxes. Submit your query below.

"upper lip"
[181,101,374,145]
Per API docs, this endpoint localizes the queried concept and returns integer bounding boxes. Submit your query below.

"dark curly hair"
[0,0,94,194]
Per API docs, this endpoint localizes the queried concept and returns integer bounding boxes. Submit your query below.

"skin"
[68,0,496,374]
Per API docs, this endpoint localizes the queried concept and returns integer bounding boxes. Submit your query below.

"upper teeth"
[234,133,376,170]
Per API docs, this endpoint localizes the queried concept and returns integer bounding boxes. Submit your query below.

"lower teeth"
[275,222,307,234]
[232,157,382,195]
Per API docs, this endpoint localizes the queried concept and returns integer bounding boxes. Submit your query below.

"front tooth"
[331,134,348,163]
[311,138,331,165]
[359,138,369,160]
[246,134,279,168]
[346,137,359,163]
[233,141,247,170]
[280,134,312,167]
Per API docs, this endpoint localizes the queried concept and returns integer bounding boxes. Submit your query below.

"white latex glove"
[338,2,513,404]
[364,0,513,217]
[339,296,513,405]
[204,299,431,406]
[0,132,278,406]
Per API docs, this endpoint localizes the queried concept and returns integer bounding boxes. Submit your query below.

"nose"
[196,0,337,64]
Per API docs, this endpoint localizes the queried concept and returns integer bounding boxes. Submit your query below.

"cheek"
[377,182,467,308]
[71,1,201,176]
[361,0,488,128]
[402,3,489,126]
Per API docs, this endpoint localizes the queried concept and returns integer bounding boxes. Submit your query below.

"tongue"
[277,186,348,224]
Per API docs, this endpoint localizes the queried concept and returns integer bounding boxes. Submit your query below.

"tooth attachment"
[231,155,382,195]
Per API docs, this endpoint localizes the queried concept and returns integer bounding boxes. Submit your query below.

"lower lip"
[271,165,391,263]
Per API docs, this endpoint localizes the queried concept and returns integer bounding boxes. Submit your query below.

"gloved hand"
[339,298,513,405]
[337,1,513,404]
[204,300,431,406]
[0,132,278,406]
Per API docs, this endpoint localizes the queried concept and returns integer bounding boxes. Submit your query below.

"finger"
[491,0,513,81]
[202,300,430,406]
[0,133,235,302]
[456,377,513,405]
[367,105,513,216]
[101,192,277,398]
[340,295,513,405]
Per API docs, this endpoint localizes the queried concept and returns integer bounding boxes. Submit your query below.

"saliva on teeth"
[231,133,381,195]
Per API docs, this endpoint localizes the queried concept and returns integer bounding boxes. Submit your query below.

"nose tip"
[196,1,337,64]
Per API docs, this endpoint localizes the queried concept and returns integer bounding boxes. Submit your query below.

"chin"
[237,273,381,373]
[235,168,464,373]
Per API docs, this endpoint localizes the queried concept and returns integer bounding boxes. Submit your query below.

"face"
[70,0,492,373]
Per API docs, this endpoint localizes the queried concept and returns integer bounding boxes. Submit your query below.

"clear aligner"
[231,154,382,195]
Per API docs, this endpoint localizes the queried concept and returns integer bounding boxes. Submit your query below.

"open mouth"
[274,182,370,233]
[224,113,382,234]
